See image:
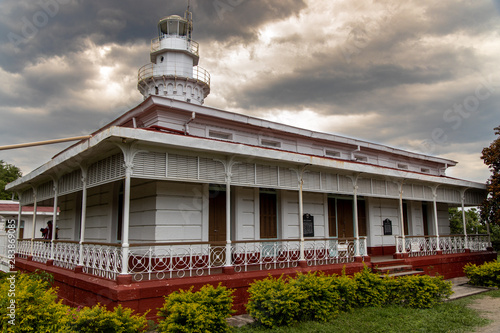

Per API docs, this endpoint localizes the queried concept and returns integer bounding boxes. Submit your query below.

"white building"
[6,6,494,312]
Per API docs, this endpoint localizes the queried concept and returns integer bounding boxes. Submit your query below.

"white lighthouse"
[137,4,210,105]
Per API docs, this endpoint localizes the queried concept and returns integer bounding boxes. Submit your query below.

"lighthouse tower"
[137,4,210,105]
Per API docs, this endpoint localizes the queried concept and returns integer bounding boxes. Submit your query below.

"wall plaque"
[383,218,392,235]
[303,214,314,237]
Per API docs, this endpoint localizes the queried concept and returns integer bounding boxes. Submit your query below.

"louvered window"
[167,154,198,180]
[133,152,167,177]
[199,157,225,182]
[256,164,278,186]
[278,167,297,188]
[232,163,255,185]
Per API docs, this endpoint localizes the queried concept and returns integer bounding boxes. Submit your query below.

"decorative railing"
[53,241,79,270]
[137,63,210,87]
[150,35,199,56]
[16,239,31,259]
[32,239,51,263]
[467,235,490,252]
[15,235,490,281]
[396,235,491,257]
[81,242,122,280]
[128,242,226,282]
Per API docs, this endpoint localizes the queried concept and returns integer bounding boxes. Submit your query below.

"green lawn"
[235,289,500,333]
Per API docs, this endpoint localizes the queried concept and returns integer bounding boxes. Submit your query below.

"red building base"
[14,250,497,320]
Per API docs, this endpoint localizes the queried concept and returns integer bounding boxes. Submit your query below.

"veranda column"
[50,180,59,260]
[16,193,22,240]
[460,189,468,250]
[398,181,406,254]
[432,186,441,251]
[298,173,305,261]
[225,174,232,268]
[353,176,360,257]
[78,168,88,266]
[120,162,133,275]
[30,188,37,257]
[223,157,237,270]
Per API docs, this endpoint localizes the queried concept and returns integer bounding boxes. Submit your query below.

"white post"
[79,168,88,267]
[432,186,440,251]
[51,181,59,260]
[299,175,305,261]
[399,181,406,253]
[225,178,232,267]
[352,175,360,257]
[121,163,133,275]
[30,188,37,256]
[16,193,22,240]
[461,190,468,249]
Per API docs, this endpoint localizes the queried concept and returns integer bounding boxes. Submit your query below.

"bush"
[464,260,500,288]
[330,271,357,312]
[157,284,235,333]
[246,268,455,328]
[386,275,453,308]
[290,272,342,322]
[68,304,148,333]
[246,274,308,328]
[353,266,387,308]
[0,272,70,333]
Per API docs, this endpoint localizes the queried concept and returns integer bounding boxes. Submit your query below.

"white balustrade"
[32,240,51,263]
[81,243,122,280]
[53,241,79,270]
[15,235,491,281]
[16,239,31,259]
[468,235,490,252]
[128,242,225,281]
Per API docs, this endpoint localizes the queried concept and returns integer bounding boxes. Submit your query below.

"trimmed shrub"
[353,265,387,308]
[290,272,342,322]
[464,260,500,288]
[246,275,307,328]
[68,304,148,333]
[330,271,357,312]
[157,284,235,333]
[0,272,70,333]
[386,275,453,308]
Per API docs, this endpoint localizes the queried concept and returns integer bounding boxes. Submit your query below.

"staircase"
[371,257,423,278]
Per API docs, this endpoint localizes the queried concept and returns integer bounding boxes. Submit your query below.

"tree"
[480,126,500,250]
[481,126,500,226]
[449,207,485,235]
[0,160,22,200]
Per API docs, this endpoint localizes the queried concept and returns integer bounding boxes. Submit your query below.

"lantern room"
[157,15,193,39]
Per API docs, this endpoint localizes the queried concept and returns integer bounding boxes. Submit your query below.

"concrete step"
[384,270,424,278]
[374,265,413,274]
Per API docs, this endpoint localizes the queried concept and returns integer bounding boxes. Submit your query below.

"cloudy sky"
[0,0,499,183]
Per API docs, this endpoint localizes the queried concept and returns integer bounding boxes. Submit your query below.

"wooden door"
[328,198,337,237]
[209,190,226,243]
[357,200,367,237]
[209,189,226,266]
[422,204,429,236]
[403,202,409,236]
[260,192,277,239]
[337,199,354,238]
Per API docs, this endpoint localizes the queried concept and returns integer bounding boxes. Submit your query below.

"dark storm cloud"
[0,0,306,72]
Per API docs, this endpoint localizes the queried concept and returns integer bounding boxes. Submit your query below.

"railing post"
[395,236,401,254]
